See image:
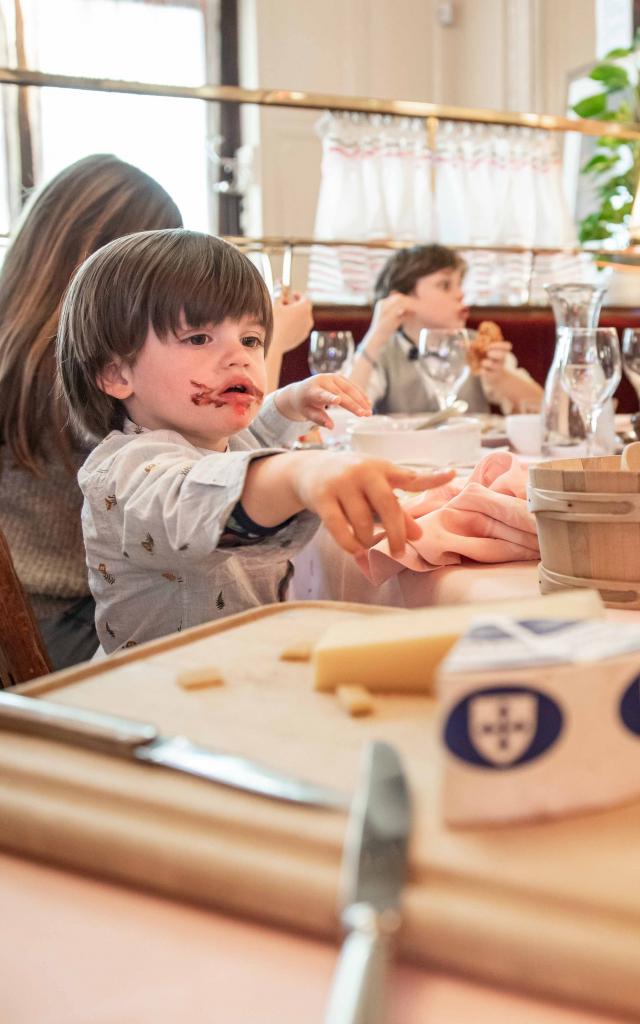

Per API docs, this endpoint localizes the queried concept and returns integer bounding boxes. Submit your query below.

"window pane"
[22,0,206,86]
[39,89,210,229]
[20,0,212,230]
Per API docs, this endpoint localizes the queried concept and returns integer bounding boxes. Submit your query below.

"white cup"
[505,413,543,455]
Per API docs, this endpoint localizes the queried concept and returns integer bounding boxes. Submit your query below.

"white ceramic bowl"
[505,414,543,455]
[348,417,482,466]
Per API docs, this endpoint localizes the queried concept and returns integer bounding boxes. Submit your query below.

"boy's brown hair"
[56,228,274,440]
[373,244,466,302]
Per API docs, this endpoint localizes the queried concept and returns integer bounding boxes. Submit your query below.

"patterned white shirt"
[78,397,318,653]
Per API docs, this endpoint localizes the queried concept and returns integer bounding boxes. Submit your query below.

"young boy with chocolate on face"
[56,229,453,653]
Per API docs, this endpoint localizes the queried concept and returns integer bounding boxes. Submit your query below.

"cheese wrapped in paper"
[438,615,640,824]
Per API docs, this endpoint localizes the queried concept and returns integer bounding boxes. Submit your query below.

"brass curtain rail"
[223,236,633,260]
[0,232,633,262]
[2,66,640,140]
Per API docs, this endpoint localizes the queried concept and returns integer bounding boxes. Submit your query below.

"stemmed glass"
[558,327,621,457]
[417,329,470,411]
[622,329,640,408]
[307,331,355,374]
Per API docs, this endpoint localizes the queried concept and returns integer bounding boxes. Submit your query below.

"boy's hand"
[274,373,371,426]
[295,454,455,557]
[479,340,512,382]
[369,291,416,342]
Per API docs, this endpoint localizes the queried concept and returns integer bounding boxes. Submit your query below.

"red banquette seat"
[280,305,640,413]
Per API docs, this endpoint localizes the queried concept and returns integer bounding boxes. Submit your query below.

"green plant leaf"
[579,216,613,242]
[572,93,608,118]
[581,153,618,173]
[590,63,630,90]
[597,183,632,202]
[604,46,632,59]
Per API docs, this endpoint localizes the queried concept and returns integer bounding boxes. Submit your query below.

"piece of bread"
[468,320,503,374]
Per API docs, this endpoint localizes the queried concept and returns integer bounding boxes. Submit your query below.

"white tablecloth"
[291,523,541,608]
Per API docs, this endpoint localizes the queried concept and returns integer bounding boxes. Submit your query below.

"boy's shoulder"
[79,426,199,481]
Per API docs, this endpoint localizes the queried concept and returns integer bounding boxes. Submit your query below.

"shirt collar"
[398,329,419,360]
[122,416,231,453]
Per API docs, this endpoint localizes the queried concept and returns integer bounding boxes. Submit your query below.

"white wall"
[239,0,598,281]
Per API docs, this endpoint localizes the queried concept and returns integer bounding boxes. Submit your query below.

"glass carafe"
[542,283,607,455]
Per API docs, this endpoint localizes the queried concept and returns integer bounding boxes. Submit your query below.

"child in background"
[349,244,543,415]
[56,229,453,653]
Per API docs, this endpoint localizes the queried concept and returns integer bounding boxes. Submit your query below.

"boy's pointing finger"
[388,467,456,491]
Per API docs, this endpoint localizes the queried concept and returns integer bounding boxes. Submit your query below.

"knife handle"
[324,903,399,1024]
[0,691,157,754]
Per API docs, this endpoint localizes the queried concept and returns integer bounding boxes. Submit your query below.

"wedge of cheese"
[313,589,604,694]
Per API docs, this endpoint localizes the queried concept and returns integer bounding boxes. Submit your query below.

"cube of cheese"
[313,589,604,694]
[336,685,375,717]
[279,643,314,662]
[177,666,224,691]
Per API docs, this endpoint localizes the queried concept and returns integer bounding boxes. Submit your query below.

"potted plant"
[572,35,640,246]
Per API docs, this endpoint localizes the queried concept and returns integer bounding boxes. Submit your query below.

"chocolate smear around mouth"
[190,380,224,407]
[189,380,264,408]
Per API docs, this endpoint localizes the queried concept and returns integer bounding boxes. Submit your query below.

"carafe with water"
[542,283,615,455]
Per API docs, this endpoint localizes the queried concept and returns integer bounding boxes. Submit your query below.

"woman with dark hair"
[0,154,183,668]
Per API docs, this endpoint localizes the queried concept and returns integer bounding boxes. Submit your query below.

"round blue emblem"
[619,674,640,736]
[443,685,563,769]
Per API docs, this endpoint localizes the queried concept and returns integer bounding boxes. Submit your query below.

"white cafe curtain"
[308,111,587,306]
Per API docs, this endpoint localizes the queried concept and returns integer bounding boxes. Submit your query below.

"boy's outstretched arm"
[241,451,454,558]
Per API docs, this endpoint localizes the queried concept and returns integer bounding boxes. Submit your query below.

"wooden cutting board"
[3,600,640,1019]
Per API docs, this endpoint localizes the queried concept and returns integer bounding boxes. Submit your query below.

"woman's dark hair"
[373,244,466,302]
[57,228,274,440]
[0,154,183,473]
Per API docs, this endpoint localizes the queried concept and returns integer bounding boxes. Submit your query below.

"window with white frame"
[0,0,220,238]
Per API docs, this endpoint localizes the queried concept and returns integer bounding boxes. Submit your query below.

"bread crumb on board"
[279,642,314,662]
[177,666,225,691]
[336,685,375,717]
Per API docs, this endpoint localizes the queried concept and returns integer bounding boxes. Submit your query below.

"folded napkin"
[357,452,540,585]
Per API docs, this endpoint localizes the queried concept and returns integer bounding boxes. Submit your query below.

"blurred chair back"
[0,527,51,686]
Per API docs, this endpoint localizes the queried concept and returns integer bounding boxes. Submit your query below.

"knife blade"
[0,691,348,810]
[324,741,411,1024]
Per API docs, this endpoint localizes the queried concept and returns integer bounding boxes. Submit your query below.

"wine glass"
[558,327,621,457]
[307,331,354,375]
[622,328,640,408]
[417,329,470,411]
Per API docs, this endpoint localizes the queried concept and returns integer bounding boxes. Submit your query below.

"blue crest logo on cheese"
[444,686,563,769]
[619,675,640,737]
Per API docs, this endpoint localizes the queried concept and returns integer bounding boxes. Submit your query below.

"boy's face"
[406,267,467,330]
[99,314,268,451]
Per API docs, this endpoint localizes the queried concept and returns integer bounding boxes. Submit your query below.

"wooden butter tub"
[529,455,640,609]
